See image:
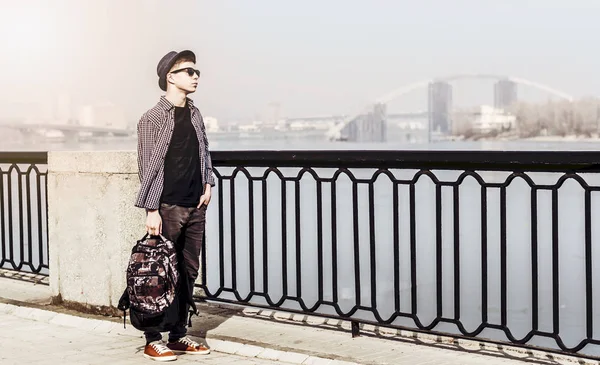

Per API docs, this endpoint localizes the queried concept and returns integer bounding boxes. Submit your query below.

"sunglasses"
[170,67,200,77]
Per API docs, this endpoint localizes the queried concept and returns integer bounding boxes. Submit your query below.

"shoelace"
[179,337,200,348]
[150,341,172,355]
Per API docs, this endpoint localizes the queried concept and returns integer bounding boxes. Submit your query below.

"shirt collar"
[158,96,195,111]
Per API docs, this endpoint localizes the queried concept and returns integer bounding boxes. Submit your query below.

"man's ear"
[167,73,174,86]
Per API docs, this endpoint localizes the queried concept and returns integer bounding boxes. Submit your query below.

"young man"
[135,50,215,361]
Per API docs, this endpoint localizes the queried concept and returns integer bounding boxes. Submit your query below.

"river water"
[1,134,600,152]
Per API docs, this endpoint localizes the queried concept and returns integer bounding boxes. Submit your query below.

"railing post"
[351,321,360,338]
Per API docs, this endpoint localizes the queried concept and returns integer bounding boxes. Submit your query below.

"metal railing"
[5,149,600,357]
[0,152,49,276]
[200,150,600,358]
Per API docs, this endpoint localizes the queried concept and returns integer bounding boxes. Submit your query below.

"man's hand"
[197,184,212,208]
[146,210,162,236]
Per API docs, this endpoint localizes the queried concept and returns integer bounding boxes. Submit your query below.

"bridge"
[327,74,574,142]
[0,119,134,137]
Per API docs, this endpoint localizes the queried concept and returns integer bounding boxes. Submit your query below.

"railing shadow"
[242,308,595,365]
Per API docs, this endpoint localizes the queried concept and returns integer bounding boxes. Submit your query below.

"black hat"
[156,50,196,91]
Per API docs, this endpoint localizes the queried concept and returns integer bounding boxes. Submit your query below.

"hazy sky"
[1,0,600,122]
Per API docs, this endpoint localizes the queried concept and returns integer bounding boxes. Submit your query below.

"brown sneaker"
[143,341,177,362]
[167,336,211,355]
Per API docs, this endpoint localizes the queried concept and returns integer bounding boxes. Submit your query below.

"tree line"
[507,98,600,137]
[453,98,600,139]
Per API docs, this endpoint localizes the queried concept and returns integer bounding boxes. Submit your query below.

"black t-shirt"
[160,105,203,207]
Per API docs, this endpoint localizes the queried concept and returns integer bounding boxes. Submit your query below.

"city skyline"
[1,0,600,123]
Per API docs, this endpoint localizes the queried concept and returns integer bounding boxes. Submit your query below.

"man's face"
[167,61,200,94]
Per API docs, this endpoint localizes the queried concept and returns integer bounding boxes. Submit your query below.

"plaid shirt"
[135,96,215,210]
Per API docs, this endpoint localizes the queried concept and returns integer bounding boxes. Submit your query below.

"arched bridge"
[327,74,573,141]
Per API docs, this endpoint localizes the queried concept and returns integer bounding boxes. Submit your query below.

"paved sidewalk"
[0,311,287,365]
[1,278,597,365]
[0,303,564,365]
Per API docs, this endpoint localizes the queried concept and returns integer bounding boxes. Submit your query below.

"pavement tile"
[0,303,18,314]
[91,320,118,333]
[213,339,245,354]
[49,312,86,327]
[235,344,265,357]
[76,318,106,331]
[11,306,35,318]
[303,356,334,365]
[278,351,310,364]
[27,308,58,323]
[330,361,361,365]
[256,347,283,361]
[0,311,286,365]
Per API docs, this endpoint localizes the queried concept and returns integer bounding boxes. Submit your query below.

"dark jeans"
[145,203,206,344]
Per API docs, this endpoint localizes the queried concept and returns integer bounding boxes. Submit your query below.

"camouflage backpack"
[118,233,180,331]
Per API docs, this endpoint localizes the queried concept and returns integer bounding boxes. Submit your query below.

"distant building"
[339,103,387,142]
[238,122,260,132]
[78,102,128,130]
[385,113,428,143]
[56,94,72,125]
[471,105,516,134]
[79,106,94,127]
[494,79,517,110]
[203,116,220,133]
[284,116,342,131]
[428,81,452,134]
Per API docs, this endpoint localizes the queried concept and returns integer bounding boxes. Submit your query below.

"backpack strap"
[177,262,199,328]
[117,289,130,329]
[187,298,198,327]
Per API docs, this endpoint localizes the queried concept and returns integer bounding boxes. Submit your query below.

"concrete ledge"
[48,151,145,309]
[48,150,137,174]
[46,150,204,312]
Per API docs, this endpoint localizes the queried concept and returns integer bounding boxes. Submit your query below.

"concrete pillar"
[47,151,144,309]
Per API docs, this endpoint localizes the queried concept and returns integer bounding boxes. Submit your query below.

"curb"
[0,302,361,365]
[238,307,600,365]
